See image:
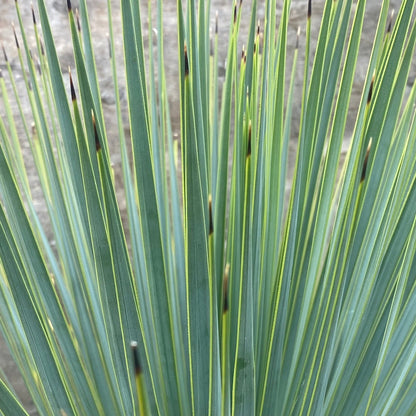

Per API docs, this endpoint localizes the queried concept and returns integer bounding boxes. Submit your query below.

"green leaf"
[0,378,28,416]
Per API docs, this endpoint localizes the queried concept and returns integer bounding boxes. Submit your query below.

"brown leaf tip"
[209,195,213,236]
[247,120,252,157]
[130,341,142,375]
[234,2,237,24]
[69,69,76,101]
[387,10,395,34]
[308,0,312,19]
[361,137,372,183]
[367,73,375,105]
[215,11,218,35]
[76,9,81,32]
[12,24,19,49]
[31,5,36,25]
[92,111,101,151]
[184,44,189,77]
[67,0,72,12]
[40,38,45,56]
[36,56,41,75]
[2,43,8,62]
[222,264,230,313]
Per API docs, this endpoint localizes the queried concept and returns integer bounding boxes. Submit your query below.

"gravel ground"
[0,0,409,413]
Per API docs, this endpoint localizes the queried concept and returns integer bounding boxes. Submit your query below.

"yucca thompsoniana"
[1,0,416,415]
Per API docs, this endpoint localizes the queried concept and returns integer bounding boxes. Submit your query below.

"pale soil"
[0,0,408,414]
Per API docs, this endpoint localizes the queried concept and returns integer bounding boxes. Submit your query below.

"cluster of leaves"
[1,0,416,415]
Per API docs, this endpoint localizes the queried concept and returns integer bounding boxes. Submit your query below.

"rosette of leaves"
[1,0,416,415]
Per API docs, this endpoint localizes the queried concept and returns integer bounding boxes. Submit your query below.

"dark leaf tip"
[69,69,76,101]
[184,44,189,77]
[31,5,36,25]
[234,2,237,24]
[2,43,8,62]
[92,111,101,151]
[36,57,41,76]
[12,24,19,49]
[387,10,394,34]
[67,0,71,11]
[367,73,375,104]
[361,138,372,183]
[247,120,252,157]
[223,264,230,313]
[209,195,213,236]
[130,341,142,375]
[76,9,81,32]
[308,0,312,19]
[215,11,218,34]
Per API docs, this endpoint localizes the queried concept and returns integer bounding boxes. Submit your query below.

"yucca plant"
[1,0,416,414]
